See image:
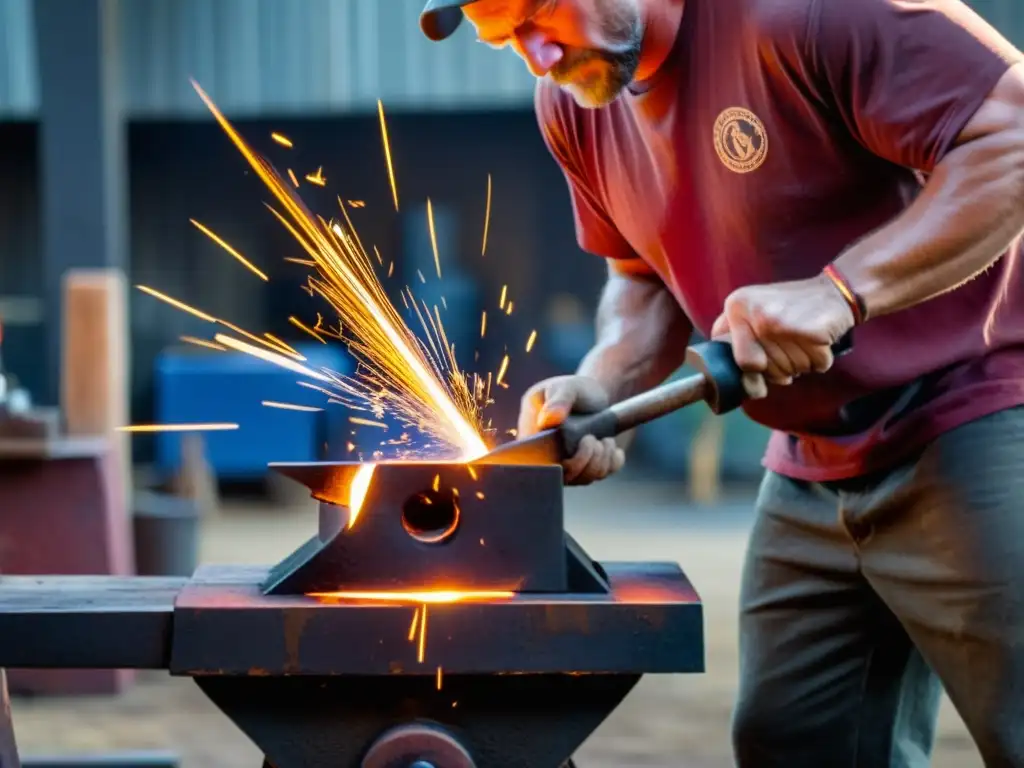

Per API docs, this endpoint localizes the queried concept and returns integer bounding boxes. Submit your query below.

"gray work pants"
[731,407,1024,767]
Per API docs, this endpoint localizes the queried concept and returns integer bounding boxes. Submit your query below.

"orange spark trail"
[427,198,442,279]
[526,330,537,352]
[312,589,514,603]
[482,174,492,256]
[408,608,421,641]
[271,132,293,148]
[117,423,238,433]
[305,167,326,186]
[262,401,323,412]
[346,463,376,527]
[180,336,226,351]
[418,606,428,662]
[190,220,269,281]
[214,334,334,382]
[378,100,399,212]
[350,417,388,429]
[137,285,216,323]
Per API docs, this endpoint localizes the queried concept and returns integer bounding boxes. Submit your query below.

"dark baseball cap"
[420,0,475,41]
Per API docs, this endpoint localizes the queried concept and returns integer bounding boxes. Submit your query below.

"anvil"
[0,462,703,768]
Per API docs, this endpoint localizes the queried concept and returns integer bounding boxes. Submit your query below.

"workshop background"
[0,1,1021,767]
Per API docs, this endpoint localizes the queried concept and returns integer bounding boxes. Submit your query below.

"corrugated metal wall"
[1,0,536,118]
[4,0,1023,118]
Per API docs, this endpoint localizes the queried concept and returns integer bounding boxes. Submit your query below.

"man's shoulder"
[748,0,818,39]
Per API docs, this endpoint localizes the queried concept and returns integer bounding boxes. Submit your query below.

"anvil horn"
[269,461,364,504]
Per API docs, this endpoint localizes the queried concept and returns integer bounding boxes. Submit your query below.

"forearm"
[835,98,1024,318]
[576,271,692,402]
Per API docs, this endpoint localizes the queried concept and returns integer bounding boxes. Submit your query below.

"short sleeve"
[534,81,635,260]
[809,0,1022,172]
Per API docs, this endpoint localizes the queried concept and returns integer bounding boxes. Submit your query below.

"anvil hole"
[401,489,460,544]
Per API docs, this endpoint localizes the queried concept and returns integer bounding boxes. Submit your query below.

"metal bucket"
[132,490,199,577]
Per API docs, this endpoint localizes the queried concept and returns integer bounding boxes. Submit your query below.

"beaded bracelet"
[822,263,868,326]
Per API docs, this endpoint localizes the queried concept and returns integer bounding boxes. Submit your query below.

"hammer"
[476,334,852,466]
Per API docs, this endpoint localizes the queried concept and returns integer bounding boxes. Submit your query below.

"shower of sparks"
[262,401,323,412]
[526,330,537,352]
[271,132,293,148]
[117,423,238,433]
[482,174,492,256]
[190,80,488,461]
[378,100,400,212]
[190,220,269,281]
[426,198,442,279]
[180,335,226,351]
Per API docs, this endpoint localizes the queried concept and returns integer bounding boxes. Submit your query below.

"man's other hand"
[517,375,626,485]
[710,274,856,398]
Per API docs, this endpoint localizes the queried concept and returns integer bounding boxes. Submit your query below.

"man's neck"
[633,0,685,84]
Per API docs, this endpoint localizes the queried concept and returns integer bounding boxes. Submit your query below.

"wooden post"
[61,268,130,503]
[689,411,724,504]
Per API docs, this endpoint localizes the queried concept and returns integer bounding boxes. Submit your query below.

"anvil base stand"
[0,463,705,768]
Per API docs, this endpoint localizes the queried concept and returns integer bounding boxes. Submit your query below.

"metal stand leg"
[1,667,178,768]
[0,670,22,768]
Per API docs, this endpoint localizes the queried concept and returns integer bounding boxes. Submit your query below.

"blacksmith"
[420,0,1024,764]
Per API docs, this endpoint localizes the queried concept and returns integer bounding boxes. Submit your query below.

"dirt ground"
[8,479,981,767]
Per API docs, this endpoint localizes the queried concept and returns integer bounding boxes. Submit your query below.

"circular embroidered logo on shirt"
[713,107,768,174]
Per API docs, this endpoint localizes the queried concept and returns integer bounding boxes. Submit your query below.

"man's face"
[463,0,643,108]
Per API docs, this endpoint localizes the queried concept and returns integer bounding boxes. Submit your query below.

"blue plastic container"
[153,343,353,480]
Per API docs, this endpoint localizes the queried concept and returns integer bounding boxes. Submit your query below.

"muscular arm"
[835,65,1024,318]
[577,257,692,448]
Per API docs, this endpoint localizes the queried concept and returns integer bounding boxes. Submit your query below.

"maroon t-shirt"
[537,0,1024,482]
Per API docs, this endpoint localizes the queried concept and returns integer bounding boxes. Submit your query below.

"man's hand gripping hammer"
[476,334,853,467]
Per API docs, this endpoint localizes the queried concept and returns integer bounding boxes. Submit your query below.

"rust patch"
[282,610,314,674]
[543,603,591,634]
